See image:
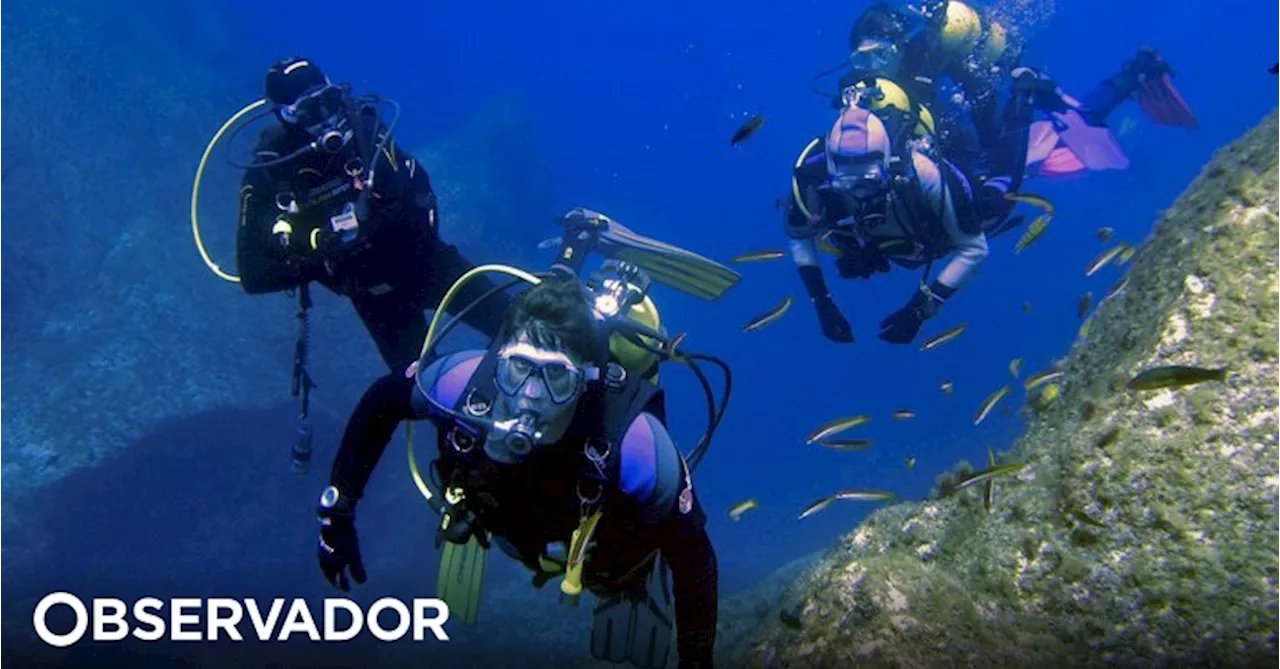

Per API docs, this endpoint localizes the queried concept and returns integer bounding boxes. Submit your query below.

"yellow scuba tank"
[937,1,1012,69]
[843,77,936,137]
[608,295,664,384]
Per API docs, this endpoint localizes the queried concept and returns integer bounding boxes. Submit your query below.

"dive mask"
[495,354,588,405]
[278,83,348,134]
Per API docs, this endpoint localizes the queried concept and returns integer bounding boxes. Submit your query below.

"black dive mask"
[278,84,351,145]
[828,159,891,227]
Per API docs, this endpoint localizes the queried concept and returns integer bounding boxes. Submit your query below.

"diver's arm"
[328,374,420,500]
[784,201,855,343]
[235,168,318,294]
[618,413,717,668]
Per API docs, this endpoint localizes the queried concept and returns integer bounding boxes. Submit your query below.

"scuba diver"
[821,1,1196,180]
[785,103,1004,345]
[313,208,741,669]
[231,57,511,374]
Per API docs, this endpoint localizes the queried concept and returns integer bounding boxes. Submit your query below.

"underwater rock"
[727,111,1280,668]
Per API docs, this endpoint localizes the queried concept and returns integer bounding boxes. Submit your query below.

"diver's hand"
[316,486,367,591]
[878,285,943,345]
[814,296,855,344]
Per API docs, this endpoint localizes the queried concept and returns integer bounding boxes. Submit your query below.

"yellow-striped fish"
[920,322,967,351]
[1013,214,1051,254]
[891,409,916,421]
[1009,358,1024,378]
[819,439,873,451]
[834,489,896,502]
[730,115,766,146]
[1086,243,1130,276]
[1003,192,1056,216]
[1023,369,1063,392]
[973,385,1012,426]
[905,456,917,470]
[983,446,998,512]
[1117,246,1136,265]
[1104,275,1130,302]
[728,498,759,521]
[797,496,835,520]
[744,296,793,332]
[731,249,786,263]
[954,462,1028,491]
[1096,227,1115,243]
[804,415,871,444]
[940,380,954,395]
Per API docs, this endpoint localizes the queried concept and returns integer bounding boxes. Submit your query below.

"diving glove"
[798,265,854,343]
[317,485,368,591]
[879,280,950,344]
[1009,68,1069,114]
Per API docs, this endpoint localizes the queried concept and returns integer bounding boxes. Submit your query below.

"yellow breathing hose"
[791,137,821,222]
[191,98,269,283]
[407,265,543,505]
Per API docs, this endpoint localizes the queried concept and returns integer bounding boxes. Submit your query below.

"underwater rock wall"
[728,111,1279,668]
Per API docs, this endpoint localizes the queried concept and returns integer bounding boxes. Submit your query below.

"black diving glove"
[316,485,368,591]
[798,265,854,343]
[878,280,949,344]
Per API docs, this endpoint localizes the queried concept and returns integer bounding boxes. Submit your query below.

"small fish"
[1086,243,1130,276]
[1022,301,1034,314]
[730,115,766,145]
[779,608,803,630]
[1104,275,1130,302]
[1270,63,1279,75]
[1023,369,1063,392]
[1077,291,1093,319]
[891,409,916,421]
[833,489,896,502]
[728,498,759,521]
[1038,382,1061,408]
[1003,192,1056,216]
[797,496,835,520]
[731,249,786,263]
[983,446,997,512]
[920,322,967,351]
[905,456,917,470]
[1009,358,1024,378]
[954,462,1028,491]
[973,385,1012,425]
[1094,426,1121,450]
[1072,508,1108,529]
[1116,246,1136,265]
[536,236,563,250]
[940,380,954,395]
[1096,227,1115,243]
[804,415,871,444]
[1013,214,1050,254]
[743,296,793,332]
[819,438,873,451]
[1127,366,1228,391]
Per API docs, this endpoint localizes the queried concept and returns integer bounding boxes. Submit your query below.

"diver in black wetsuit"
[235,57,510,373]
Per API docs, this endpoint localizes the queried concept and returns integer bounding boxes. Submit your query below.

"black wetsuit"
[327,356,718,668]
[236,120,510,373]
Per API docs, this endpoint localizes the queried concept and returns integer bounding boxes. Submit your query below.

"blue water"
[3,0,1277,664]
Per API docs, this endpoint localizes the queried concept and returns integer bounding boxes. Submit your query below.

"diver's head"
[264,57,351,149]
[487,275,603,464]
[825,106,893,226]
[848,2,909,77]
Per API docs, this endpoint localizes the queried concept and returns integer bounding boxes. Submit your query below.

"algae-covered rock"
[727,111,1280,668]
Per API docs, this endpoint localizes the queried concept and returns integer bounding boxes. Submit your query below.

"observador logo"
[33,593,451,646]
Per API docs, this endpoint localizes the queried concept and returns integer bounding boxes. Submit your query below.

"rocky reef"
[727,111,1280,668]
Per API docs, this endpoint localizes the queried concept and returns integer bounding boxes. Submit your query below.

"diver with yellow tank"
[313,208,741,669]
[823,1,1196,181]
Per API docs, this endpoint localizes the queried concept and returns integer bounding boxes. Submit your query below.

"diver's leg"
[351,292,427,375]
[1077,48,1195,128]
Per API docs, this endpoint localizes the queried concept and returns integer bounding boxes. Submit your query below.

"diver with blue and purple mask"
[312,208,741,669]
